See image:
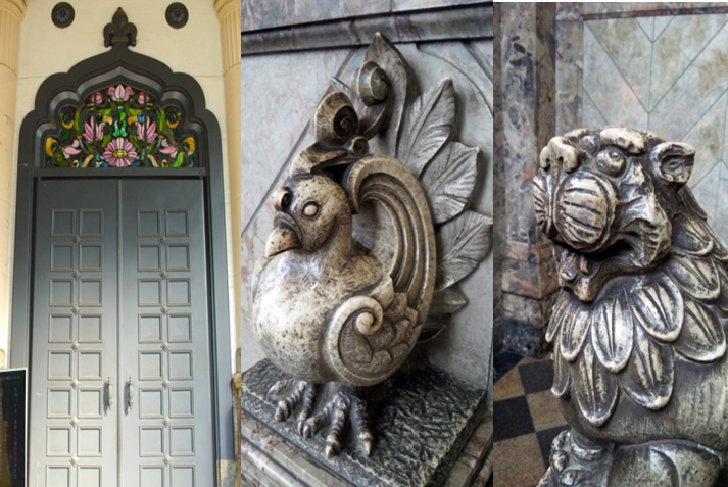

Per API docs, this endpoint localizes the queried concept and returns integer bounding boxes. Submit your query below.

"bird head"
[265,174,352,258]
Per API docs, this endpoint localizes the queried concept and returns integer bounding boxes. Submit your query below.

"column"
[214,0,241,348]
[0,0,25,367]
[214,1,241,485]
[498,3,559,354]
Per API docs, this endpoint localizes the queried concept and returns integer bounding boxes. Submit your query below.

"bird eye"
[302,202,320,217]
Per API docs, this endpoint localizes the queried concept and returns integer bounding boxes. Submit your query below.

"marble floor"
[493,357,568,487]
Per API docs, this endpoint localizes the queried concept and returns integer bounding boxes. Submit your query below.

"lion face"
[533,128,695,301]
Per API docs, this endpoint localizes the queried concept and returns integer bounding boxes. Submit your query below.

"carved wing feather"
[319,155,435,387]
[345,154,436,325]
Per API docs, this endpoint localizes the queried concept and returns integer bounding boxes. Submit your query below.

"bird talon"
[325,444,336,459]
[325,434,341,458]
[275,400,290,422]
[359,431,374,456]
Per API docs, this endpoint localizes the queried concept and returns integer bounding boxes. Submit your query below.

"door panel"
[120,180,213,487]
[30,179,213,487]
[30,180,118,487]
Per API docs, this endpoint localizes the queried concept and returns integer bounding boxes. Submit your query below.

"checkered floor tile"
[493,357,569,487]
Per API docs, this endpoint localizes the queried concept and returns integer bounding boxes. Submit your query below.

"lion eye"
[596,150,626,176]
[302,202,320,217]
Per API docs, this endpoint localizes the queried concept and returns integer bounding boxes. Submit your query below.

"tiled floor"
[493,357,569,487]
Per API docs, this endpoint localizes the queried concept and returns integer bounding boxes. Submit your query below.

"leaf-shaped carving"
[621,322,674,410]
[419,315,448,343]
[560,302,591,362]
[672,217,714,256]
[398,78,455,177]
[421,142,479,224]
[435,211,493,290]
[674,296,726,362]
[628,276,684,342]
[716,262,728,314]
[365,34,411,157]
[429,288,468,315]
[667,254,720,302]
[590,292,634,373]
[546,291,570,343]
[552,339,571,397]
[573,341,619,427]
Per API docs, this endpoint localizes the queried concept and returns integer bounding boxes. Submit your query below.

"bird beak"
[265,217,300,257]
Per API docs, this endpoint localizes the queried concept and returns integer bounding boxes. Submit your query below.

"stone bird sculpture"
[252,34,492,458]
[535,128,728,487]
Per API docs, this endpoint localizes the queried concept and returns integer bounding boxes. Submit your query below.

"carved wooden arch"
[10,10,234,470]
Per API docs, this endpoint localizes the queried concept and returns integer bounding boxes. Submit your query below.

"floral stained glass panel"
[45,83,196,168]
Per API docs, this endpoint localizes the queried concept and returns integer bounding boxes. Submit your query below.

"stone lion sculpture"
[534,127,728,487]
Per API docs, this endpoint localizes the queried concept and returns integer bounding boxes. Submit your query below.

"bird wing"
[320,154,436,387]
[344,154,436,326]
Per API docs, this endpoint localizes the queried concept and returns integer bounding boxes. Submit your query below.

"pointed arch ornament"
[11,6,234,471]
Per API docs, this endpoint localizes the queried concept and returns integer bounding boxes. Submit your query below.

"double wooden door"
[28,179,213,487]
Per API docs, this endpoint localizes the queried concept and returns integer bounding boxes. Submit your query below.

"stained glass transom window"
[45,83,196,168]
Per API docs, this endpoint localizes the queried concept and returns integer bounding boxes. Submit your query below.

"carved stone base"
[240,359,490,487]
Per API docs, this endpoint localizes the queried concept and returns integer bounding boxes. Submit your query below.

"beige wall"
[7,0,238,370]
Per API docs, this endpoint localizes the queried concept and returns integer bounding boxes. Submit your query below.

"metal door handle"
[106,377,113,408]
[127,377,134,414]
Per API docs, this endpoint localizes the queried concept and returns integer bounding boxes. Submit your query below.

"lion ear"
[652,142,695,186]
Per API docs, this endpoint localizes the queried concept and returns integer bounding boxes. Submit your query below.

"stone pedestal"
[240,359,492,487]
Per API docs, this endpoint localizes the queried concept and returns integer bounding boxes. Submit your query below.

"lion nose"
[272,187,292,211]
[540,137,581,174]
[555,173,616,250]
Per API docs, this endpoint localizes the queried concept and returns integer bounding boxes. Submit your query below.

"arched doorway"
[11,9,233,487]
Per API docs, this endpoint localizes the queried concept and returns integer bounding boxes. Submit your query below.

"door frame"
[10,40,235,478]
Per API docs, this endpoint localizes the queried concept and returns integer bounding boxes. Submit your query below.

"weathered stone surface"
[241,0,490,32]
[240,6,493,55]
[240,359,488,487]
[241,0,390,32]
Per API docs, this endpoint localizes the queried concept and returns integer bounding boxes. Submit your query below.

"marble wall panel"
[240,40,493,389]
[579,11,728,244]
[582,23,648,129]
[555,15,583,135]
[241,0,389,32]
[240,6,492,55]
[241,0,487,32]
[582,3,728,17]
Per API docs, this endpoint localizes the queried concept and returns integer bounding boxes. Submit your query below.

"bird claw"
[267,379,315,424]
[302,389,373,458]
[275,399,292,422]
[269,381,374,457]
[296,417,317,439]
